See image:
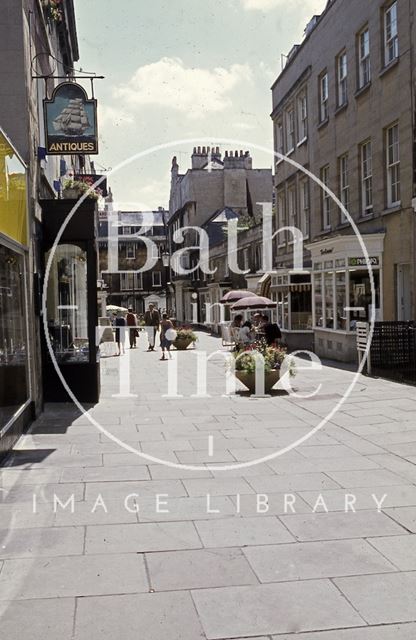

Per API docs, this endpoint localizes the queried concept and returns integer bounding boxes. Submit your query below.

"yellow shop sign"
[0,129,28,246]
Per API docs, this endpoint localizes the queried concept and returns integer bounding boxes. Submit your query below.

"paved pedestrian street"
[1,331,416,639]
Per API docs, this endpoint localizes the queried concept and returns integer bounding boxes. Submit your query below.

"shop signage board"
[44,82,98,155]
[348,257,379,267]
[0,128,28,246]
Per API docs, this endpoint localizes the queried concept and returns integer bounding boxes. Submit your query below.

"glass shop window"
[0,245,29,430]
[349,269,380,328]
[45,244,89,363]
[336,271,347,330]
[314,274,323,327]
[324,272,334,328]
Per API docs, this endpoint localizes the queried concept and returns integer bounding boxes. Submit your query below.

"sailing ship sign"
[43,82,98,155]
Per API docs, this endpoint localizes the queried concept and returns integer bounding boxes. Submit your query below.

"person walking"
[160,313,175,360]
[114,310,126,356]
[144,303,160,351]
[126,308,138,349]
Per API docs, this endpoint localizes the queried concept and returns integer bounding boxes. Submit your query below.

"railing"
[357,321,416,384]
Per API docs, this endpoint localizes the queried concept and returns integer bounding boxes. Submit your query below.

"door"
[396,263,411,321]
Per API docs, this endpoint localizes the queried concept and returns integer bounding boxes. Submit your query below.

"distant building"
[168,147,273,324]
[98,207,171,315]
[270,0,416,361]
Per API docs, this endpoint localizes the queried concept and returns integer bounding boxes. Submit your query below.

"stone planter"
[235,369,280,395]
[62,188,82,199]
[173,336,194,350]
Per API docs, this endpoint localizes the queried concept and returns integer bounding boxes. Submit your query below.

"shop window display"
[45,243,89,363]
[0,245,29,429]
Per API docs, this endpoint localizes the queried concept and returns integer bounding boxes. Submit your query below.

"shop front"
[0,127,31,456]
[307,234,385,363]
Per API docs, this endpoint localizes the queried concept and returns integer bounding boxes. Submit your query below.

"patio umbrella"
[106,304,129,313]
[231,296,276,310]
[220,290,258,304]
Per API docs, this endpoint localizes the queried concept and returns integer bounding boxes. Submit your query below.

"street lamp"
[161,250,174,317]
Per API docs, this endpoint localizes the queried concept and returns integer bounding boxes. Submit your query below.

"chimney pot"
[225,150,228,157]
[193,147,196,154]
[197,146,201,154]
[216,146,220,154]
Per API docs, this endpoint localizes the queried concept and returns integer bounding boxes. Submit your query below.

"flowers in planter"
[231,339,296,376]
[42,0,63,23]
[62,178,103,201]
[174,327,197,342]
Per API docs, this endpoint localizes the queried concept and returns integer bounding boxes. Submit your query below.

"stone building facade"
[99,208,171,315]
[270,0,416,362]
[0,1,94,454]
[168,147,273,325]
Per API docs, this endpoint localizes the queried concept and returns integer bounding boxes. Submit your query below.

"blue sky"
[74,0,326,208]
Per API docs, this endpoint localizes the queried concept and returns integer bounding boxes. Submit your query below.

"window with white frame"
[384,1,398,66]
[120,273,142,290]
[297,93,308,143]
[358,27,371,88]
[286,108,295,153]
[299,179,309,238]
[151,243,159,259]
[360,140,373,214]
[152,271,162,287]
[276,120,284,160]
[276,191,286,247]
[319,72,329,123]
[126,243,136,259]
[321,165,331,229]
[386,122,400,207]
[337,51,348,107]
[339,154,349,221]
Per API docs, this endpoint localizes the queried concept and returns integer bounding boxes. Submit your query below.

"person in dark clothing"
[262,314,282,346]
[144,303,160,351]
[126,308,138,349]
[114,311,126,355]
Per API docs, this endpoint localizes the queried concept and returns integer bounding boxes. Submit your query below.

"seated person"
[238,321,255,345]
[262,315,282,346]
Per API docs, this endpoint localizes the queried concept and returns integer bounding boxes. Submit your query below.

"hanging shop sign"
[348,257,379,267]
[0,128,28,246]
[44,82,98,155]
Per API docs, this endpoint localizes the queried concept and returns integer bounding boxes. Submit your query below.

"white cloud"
[114,57,252,119]
[98,103,134,128]
[241,0,324,12]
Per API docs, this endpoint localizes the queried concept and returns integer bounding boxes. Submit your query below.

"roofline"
[270,0,337,91]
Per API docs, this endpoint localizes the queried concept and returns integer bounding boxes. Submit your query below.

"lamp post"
[161,250,171,315]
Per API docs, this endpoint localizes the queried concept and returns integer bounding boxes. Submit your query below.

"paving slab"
[243,539,395,582]
[147,547,258,590]
[0,525,84,559]
[280,511,408,541]
[383,506,416,532]
[73,591,205,640]
[0,598,75,640]
[191,581,364,638]
[334,571,416,625]
[195,515,295,547]
[367,535,416,570]
[85,521,202,554]
[0,553,148,599]
[272,623,416,639]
